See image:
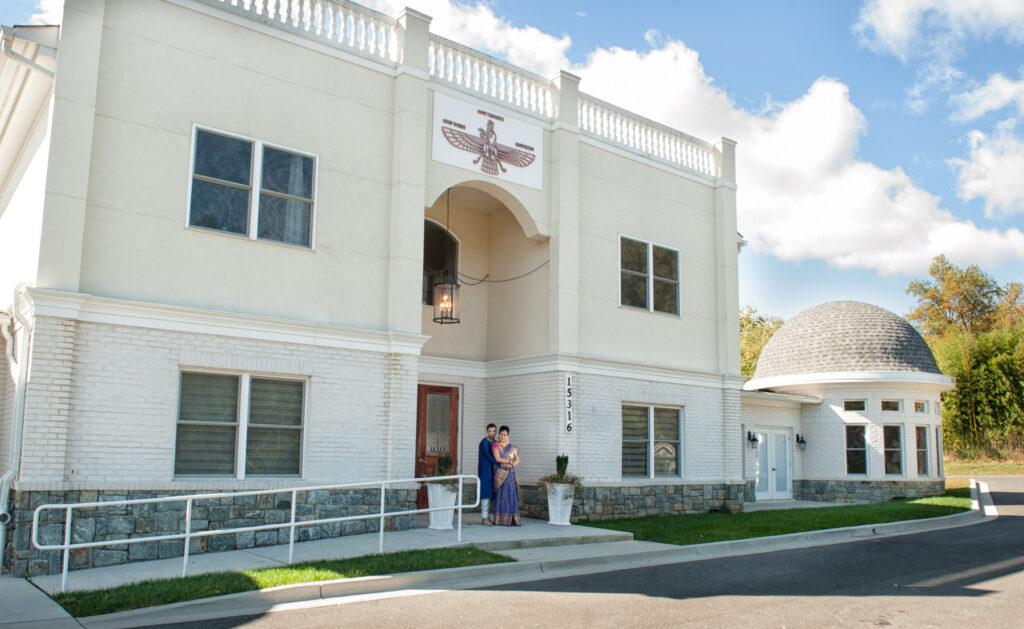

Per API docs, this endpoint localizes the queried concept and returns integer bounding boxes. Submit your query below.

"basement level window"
[843,400,866,412]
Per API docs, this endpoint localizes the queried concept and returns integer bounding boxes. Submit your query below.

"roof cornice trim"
[744,370,955,391]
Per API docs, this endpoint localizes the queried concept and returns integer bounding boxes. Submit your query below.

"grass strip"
[944,461,1024,476]
[52,546,512,618]
[585,488,972,546]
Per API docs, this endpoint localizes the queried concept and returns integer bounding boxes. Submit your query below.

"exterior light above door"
[432,269,461,324]
[796,434,807,450]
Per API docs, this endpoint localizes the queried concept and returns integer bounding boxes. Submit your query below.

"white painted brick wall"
[19,317,418,486]
[485,372,561,482]
[573,373,729,483]
[793,383,943,481]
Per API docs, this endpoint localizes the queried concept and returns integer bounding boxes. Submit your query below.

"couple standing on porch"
[478,423,522,526]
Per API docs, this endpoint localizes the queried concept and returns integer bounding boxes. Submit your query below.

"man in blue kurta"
[478,423,497,525]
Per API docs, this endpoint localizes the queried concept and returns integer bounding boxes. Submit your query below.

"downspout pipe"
[0,287,32,573]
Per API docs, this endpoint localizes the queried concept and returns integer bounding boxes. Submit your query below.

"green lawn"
[944,461,1024,476]
[585,489,972,546]
[51,547,512,618]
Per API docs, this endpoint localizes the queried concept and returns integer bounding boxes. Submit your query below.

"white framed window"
[881,399,902,412]
[883,425,903,475]
[914,400,928,414]
[915,426,930,476]
[845,425,867,475]
[188,127,317,248]
[843,400,866,412]
[622,405,682,479]
[174,371,305,478]
[619,236,680,315]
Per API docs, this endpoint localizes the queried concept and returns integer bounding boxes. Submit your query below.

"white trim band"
[25,288,430,355]
[745,370,955,392]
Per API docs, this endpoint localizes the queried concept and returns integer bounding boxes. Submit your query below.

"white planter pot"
[427,484,458,530]
[546,483,574,525]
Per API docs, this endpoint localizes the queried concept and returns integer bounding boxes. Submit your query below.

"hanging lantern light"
[432,269,460,324]
[432,188,461,325]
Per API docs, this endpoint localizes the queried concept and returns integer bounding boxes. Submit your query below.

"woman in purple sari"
[490,426,522,526]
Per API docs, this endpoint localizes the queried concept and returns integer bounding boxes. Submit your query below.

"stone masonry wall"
[794,479,944,504]
[5,488,416,577]
[520,483,745,521]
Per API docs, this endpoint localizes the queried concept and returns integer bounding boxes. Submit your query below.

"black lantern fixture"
[432,189,460,325]
[747,431,759,448]
[796,434,807,451]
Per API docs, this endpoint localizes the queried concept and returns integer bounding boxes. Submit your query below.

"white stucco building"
[0,1,948,576]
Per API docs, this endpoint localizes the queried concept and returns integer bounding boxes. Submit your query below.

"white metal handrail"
[32,474,480,592]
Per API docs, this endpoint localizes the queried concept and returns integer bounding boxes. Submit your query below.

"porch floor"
[744,499,856,512]
[30,516,631,595]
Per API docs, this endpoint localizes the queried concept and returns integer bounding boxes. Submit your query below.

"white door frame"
[753,427,793,501]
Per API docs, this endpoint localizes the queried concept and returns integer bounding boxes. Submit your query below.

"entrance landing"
[30,518,631,594]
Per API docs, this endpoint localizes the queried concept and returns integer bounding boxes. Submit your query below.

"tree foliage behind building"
[740,306,784,379]
[907,255,1024,458]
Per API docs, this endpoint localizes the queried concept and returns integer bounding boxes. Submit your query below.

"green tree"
[906,254,1002,336]
[740,306,783,379]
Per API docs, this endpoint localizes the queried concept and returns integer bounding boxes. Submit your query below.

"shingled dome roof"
[750,301,941,384]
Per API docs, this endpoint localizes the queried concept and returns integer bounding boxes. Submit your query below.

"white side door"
[754,429,793,501]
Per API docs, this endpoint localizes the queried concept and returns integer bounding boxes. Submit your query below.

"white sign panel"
[431,91,544,190]
[564,373,576,434]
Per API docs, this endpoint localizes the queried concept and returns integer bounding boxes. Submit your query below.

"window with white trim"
[622,405,682,478]
[936,427,944,476]
[884,425,903,475]
[845,425,867,474]
[881,399,902,412]
[914,400,928,413]
[174,371,304,477]
[189,128,316,247]
[915,426,929,476]
[843,400,866,412]
[620,237,679,315]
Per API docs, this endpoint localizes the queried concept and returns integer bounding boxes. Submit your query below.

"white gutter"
[1,26,56,78]
[0,286,32,573]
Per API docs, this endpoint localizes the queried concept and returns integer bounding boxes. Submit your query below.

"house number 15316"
[564,374,575,433]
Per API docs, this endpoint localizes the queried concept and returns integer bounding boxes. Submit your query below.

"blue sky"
[5,0,1023,319]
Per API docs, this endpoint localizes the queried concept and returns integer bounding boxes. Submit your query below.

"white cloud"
[28,0,63,25]
[950,122,1024,216]
[366,0,1024,275]
[642,29,661,48]
[951,72,1024,121]
[855,0,1024,113]
[365,0,570,77]
[855,0,1024,60]
[575,11,587,19]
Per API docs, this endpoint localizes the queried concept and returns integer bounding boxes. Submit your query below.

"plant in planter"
[538,454,583,526]
[427,452,459,530]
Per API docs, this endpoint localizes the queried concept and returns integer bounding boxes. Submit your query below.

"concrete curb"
[76,482,995,629]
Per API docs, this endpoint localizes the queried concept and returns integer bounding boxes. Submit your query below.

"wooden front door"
[415,385,459,508]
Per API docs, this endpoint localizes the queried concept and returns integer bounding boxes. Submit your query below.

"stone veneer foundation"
[520,483,746,521]
[4,488,417,577]
[793,479,945,504]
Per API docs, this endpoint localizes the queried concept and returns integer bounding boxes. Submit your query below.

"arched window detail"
[423,220,458,305]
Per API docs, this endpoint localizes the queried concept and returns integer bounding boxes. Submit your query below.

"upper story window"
[189,128,316,248]
[881,400,902,412]
[620,237,679,315]
[423,220,458,305]
[914,400,929,413]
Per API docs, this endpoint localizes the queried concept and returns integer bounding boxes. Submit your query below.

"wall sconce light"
[747,431,759,448]
[796,434,807,451]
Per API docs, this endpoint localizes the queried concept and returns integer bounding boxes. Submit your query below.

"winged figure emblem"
[441,119,535,176]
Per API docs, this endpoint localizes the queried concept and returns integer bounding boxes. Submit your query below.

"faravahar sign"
[431,91,543,190]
